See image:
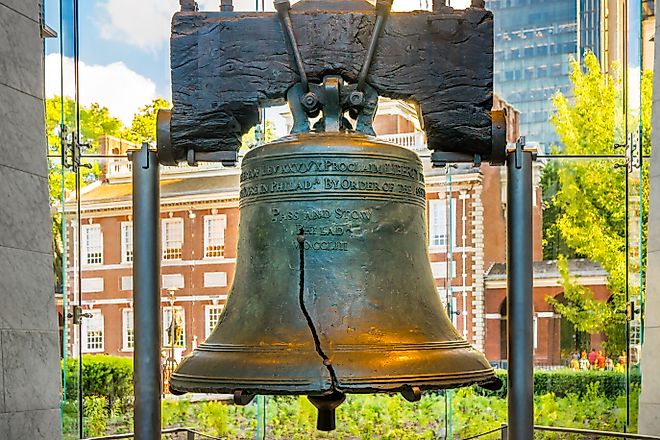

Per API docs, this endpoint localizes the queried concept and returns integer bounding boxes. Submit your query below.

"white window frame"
[205,305,224,339]
[81,224,103,265]
[428,199,456,250]
[121,276,133,291]
[204,272,228,288]
[162,218,184,260]
[121,222,133,264]
[203,215,227,258]
[82,309,104,353]
[163,306,185,348]
[162,274,185,290]
[122,309,134,351]
[81,277,104,293]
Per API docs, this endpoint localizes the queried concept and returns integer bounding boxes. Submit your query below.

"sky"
[44,0,471,127]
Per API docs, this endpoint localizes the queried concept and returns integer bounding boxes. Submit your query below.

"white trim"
[162,218,184,260]
[73,257,237,272]
[80,294,228,307]
[485,276,608,289]
[485,313,502,319]
[120,221,133,264]
[162,274,185,289]
[203,215,227,259]
[204,272,228,288]
[81,224,103,266]
[121,308,134,351]
[204,305,225,339]
[537,311,559,318]
[81,309,104,353]
[121,276,133,291]
[81,277,104,293]
[428,198,456,249]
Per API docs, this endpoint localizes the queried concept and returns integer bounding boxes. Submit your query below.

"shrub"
[64,355,134,407]
[480,368,640,399]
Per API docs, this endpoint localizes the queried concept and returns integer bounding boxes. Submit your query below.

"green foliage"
[543,52,653,353]
[547,256,612,334]
[83,396,108,436]
[63,369,640,439]
[63,355,134,409]
[123,97,172,144]
[479,369,640,400]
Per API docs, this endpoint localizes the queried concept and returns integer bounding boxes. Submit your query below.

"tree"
[47,96,125,288]
[123,98,172,145]
[543,52,652,353]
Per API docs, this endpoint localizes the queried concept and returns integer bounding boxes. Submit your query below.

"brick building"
[62,98,609,366]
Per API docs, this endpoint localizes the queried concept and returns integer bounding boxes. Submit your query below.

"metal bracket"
[186,149,237,167]
[506,136,537,169]
[67,305,92,325]
[431,151,482,168]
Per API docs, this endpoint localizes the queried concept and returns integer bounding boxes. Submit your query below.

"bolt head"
[349,91,364,106]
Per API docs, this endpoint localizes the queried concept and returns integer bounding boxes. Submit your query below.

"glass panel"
[42,0,652,437]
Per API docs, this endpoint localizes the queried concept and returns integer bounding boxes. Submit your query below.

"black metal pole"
[506,138,534,440]
[131,143,161,440]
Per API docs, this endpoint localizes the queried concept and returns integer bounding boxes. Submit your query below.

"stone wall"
[639,11,660,436]
[0,1,62,438]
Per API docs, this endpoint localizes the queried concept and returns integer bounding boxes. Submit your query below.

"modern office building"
[486,0,599,150]
[487,0,655,151]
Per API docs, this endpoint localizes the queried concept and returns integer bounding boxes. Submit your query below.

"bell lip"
[243,131,422,163]
[169,367,499,396]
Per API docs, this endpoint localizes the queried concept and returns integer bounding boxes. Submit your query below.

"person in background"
[588,348,598,367]
[570,356,580,370]
[579,352,590,370]
[605,357,614,371]
[596,350,606,370]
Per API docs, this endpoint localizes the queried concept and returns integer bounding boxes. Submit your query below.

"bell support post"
[130,143,162,440]
[506,137,535,440]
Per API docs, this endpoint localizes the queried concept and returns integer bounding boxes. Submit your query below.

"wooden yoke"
[159,0,502,166]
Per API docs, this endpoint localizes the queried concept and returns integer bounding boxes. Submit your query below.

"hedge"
[63,355,133,406]
[482,369,642,399]
[62,356,640,405]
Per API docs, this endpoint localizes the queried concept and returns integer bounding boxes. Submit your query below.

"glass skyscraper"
[486,0,602,150]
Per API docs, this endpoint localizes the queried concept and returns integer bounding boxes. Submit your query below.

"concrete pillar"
[639,12,660,436]
[0,1,63,438]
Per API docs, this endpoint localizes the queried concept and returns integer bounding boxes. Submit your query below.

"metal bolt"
[301,92,319,112]
[349,90,364,107]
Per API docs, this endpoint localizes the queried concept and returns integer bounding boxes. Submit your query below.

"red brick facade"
[60,101,609,367]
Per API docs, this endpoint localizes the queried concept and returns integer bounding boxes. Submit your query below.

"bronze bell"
[170,132,500,430]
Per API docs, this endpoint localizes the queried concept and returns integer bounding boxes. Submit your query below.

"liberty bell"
[165,0,504,430]
[170,77,501,429]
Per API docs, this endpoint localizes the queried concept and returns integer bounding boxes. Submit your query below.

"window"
[121,222,133,263]
[428,199,456,248]
[204,215,227,258]
[163,307,185,347]
[430,261,457,279]
[82,309,104,353]
[205,305,224,338]
[162,218,183,260]
[204,272,227,288]
[82,224,103,265]
[81,277,104,293]
[122,309,134,350]
[162,274,184,289]
[121,276,133,291]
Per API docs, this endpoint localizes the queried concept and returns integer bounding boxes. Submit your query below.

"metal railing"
[465,424,660,439]
[85,427,223,440]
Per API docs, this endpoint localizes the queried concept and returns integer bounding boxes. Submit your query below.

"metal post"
[506,138,534,440]
[131,143,161,440]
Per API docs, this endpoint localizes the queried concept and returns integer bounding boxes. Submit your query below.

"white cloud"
[45,53,157,125]
[97,0,272,51]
